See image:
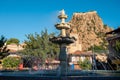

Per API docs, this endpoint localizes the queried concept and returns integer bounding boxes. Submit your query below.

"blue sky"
[0,0,120,43]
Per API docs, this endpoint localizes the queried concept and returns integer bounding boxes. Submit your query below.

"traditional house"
[7,43,24,52]
[106,27,120,70]
[68,50,93,70]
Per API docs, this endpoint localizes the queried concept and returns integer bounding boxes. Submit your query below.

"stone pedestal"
[59,44,67,75]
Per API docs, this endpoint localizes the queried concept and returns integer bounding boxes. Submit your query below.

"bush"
[115,40,120,53]
[88,45,105,53]
[78,58,92,70]
[2,57,21,69]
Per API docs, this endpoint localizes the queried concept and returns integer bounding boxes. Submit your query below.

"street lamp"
[91,43,96,70]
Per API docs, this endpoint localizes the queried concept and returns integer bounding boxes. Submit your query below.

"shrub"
[88,45,106,53]
[115,40,120,53]
[78,58,92,70]
[2,57,21,69]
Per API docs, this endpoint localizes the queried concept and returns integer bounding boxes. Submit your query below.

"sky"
[0,0,120,43]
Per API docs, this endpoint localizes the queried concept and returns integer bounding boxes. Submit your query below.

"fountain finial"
[58,9,67,20]
[61,9,65,15]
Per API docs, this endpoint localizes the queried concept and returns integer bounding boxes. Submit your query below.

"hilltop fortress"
[67,11,112,53]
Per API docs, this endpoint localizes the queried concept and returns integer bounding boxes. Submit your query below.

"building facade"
[106,27,120,70]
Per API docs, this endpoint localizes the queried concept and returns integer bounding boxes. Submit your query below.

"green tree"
[0,35,9,59]
[88,45,106,53]
[115,40,120,53]
[2,57,21,69]
[6,38,20,45]
[78,58,92,70]
[22,29,59,65]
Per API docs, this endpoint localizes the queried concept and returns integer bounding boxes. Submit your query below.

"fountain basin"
[0,70,120,80]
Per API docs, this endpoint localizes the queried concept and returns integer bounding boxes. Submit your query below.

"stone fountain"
[0,9,120,80]
[49,9,76,76]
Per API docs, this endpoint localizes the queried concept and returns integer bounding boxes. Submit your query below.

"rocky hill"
[67,11,112,51]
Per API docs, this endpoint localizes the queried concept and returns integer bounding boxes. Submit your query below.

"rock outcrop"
[67,11,112,51]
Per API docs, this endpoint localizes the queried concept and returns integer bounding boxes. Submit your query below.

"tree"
[78,58,92,70]
[115,40,120,53]
[22,29,59,65]
[2,56,21,69]
[88,45,106,53]
[6,38,20,45]
[0,35,9,59]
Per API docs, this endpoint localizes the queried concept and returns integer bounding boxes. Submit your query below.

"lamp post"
[91,43,95,70]
[92,43,98,70]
